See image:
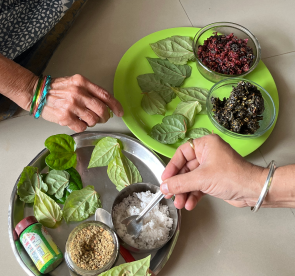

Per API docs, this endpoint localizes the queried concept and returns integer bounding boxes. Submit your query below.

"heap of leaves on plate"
[17,166,48,203]
[171,87,209,114]
[45,170,70,199]
[88,137,142,191]
[63,185,101,223]
[45,134,77,170]
[141,91,166,115]
[173,100,202,127]
[147,58,191,87]
[150,36,195,65]
[150,114,188,144]
[98,255,150,276]
[33,188,63,228]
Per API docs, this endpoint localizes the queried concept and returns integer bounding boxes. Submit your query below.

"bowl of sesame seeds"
[65,221,119,276]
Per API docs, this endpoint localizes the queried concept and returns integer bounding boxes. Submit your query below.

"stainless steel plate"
[8,132,181,275]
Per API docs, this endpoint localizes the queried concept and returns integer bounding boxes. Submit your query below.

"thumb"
[160,170,203,195]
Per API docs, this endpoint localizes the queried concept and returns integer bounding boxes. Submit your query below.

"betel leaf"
[107,152,142,191]
[141,91,166,116]
[150,36,195,65]
[88,137,121,168]
[173,100,202,127]
[137,74,176,103]
[150,114,188,144]
[44,170,70,199]
[45,134,77,170]
[63,186,101,222]
[17,166,48,203]
[98,255,151,276]
[172,87,209,114]
[33,188,63,228]
[66,167,83,190]
[186,128,211,139]
[147,58,191,87]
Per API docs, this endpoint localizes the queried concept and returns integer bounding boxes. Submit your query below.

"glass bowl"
[111,183,178,253]
[65,221,119,276]
[206,78,276,139]
[193,22,261,83]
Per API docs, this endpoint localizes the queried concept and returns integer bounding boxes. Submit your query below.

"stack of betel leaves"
[17,135,142,228]
[137,35,212,144]
[17,134,101,228]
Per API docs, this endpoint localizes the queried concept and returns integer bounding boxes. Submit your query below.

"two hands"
[160,134,268,210]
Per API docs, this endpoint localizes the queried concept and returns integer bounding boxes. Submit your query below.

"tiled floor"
[2,0,295,275]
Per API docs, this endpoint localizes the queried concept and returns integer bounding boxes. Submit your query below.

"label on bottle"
[41,226,61,255]
[21,232,54,271]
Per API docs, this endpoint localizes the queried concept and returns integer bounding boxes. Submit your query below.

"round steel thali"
[8,132,181,275]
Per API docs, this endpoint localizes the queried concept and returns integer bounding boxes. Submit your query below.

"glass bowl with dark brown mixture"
[193,22,261,83]
[207,78,276,139]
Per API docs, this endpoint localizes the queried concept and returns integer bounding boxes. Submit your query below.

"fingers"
[161,141,197,181]
[174,193,188,209]
[185,192,203,210]
[83,96,110,123]
[161,169,205,196]
[73,107,100,127]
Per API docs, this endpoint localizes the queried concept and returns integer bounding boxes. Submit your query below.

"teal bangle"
[30,77,42,115]
[34,76,51,119]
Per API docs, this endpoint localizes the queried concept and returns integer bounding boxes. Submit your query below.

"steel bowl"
[111,183,178,253]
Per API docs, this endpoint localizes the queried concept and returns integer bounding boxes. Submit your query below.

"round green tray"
[114,27,279,158]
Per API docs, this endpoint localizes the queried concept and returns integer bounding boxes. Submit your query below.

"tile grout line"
[263,50,295,60]
[258,148,268,166]
[178,0,193,27]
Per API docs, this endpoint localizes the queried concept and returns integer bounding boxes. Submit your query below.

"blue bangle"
[34,76,51,119]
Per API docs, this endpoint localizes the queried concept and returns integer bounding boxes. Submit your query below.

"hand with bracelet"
[160,134,295,211]
[0,53,124,132]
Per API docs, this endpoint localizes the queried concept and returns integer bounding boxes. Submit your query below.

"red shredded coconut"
[197,33,254,75]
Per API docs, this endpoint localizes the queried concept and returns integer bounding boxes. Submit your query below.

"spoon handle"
[136,190,164,222]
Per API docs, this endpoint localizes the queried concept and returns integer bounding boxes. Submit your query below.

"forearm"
[0,53,38,110]
[261,165,295,208]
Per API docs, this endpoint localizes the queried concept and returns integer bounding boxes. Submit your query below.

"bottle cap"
[15,216,38,237]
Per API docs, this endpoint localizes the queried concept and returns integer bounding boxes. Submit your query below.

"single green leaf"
[63,186,102,222]
[147,58,191,86]
[66,167,83,190]
[172,87,209,114]
[98,255,151,276]
[141,91,166,115]
[88,137,121,168]
[44,170,70,199]
[45,134,77,170]
[150,36,195,65]
[173,100,202,127]
[17,166,48,203]
[107,152,142,191]
[33,188,63,228]
[150,114,188,144]
[137,74,176,103]
[186,128,211,139]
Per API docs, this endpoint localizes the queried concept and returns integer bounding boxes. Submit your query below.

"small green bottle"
[15,216,63,274]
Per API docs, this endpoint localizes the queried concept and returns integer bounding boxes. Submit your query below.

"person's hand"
[160,134,267,210]
[40,74,124,132]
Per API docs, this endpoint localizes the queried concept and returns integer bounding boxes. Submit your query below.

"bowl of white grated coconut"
[111,183,178,253]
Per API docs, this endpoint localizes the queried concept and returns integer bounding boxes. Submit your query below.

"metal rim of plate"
[8,132,181,275]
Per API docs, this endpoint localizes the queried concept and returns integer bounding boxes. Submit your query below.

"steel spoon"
[121,190,164,238]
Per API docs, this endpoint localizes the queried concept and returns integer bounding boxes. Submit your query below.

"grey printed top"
[0,0,75,60]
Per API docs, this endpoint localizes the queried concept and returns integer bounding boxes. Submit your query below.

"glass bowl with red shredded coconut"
[193,22,261,83]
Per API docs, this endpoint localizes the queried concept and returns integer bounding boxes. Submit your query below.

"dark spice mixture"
[197,33,254,75]
[211,81,264,134]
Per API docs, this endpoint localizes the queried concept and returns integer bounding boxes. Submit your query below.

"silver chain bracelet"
[251,160,277,213]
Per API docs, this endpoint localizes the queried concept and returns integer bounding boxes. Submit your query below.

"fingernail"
[161,182,169,194]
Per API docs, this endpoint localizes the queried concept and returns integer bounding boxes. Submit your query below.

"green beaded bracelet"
[29,77,43,115]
